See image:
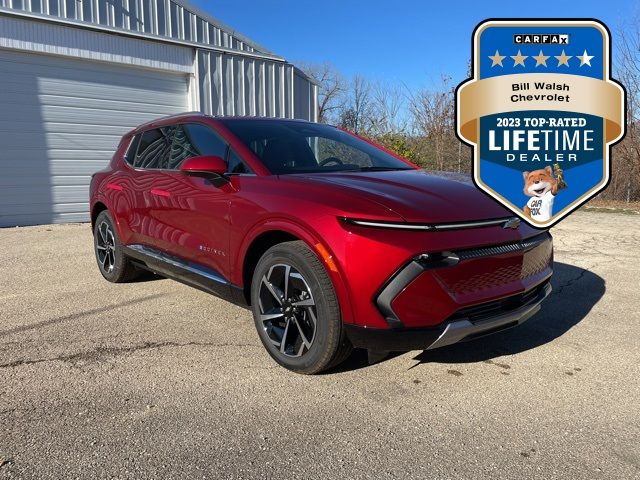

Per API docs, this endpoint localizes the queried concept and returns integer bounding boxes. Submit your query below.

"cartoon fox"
[522,165,566,222]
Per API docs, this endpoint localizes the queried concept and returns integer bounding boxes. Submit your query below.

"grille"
[450,281,549,323]
[437,234,553,295]
[455,233,550,261]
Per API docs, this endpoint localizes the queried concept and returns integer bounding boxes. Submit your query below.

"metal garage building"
[0,0,318,227]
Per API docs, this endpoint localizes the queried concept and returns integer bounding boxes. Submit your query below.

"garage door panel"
[0,202,88,216]
[0,175,91,187]
[46,133,124,151]
[0,120,133,136]
[2,74,188,103]
[41,106,183,124]
[6,107,176,127]
[0,51,190,90]
[40,98,185,115]
[0,50,190,227]
[39,79,188,105]
[1,150,115,162]
[0,131,123,151]
[1,161,104,177]
[0,211,89,227]
[0,90,186,116]
[0,65,190,90]
[0,185,89,205]
[1,95,186,116]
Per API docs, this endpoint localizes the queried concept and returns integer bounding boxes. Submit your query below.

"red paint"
[179,155,227,175]
[106,183,123,191]
[90,113,553,330]
[150,188,171,197]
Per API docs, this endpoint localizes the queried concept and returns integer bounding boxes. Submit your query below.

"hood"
[294,169,511,223]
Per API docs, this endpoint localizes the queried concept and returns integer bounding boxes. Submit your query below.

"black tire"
[250,241,352,374]
[93,210,140,283]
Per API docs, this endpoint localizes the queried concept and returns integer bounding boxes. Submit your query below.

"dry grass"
[582,199,640,214]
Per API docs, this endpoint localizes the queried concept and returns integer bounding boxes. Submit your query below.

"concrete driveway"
[1,211,639,479]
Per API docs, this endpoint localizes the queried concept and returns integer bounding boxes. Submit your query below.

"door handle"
[150,188,171,197]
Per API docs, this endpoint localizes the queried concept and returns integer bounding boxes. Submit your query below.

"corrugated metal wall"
[0,14,194,73]
[0,0,261,54]
[0,0,318,121]
[197,50,296,118]
[0,0,318,226]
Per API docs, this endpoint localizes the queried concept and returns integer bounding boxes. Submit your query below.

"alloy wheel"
[258,263,317,357]
[96,221,116,273]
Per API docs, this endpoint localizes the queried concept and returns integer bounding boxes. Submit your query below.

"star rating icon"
[487,49,595,68]
[577,49,595,66]
[533,50,549,67]
[488,50,506,67]
[510,50,527,67]
[555,50,572,67]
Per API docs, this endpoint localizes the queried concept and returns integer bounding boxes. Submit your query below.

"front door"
[148,122,233,281]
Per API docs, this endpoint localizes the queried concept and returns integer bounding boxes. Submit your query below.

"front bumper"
[377,232,553,329]
[345,281,551,351]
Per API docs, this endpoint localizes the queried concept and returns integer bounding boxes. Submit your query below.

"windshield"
[219,119,415,174]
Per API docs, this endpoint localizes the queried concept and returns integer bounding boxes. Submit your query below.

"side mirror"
[179,155,227,178]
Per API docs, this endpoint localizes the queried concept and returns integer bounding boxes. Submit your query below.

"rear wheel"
[250,241,352,374]
[93,210,140,283]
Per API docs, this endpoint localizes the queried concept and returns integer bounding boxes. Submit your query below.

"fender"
[235,216,356,325]
[90,192,110,230]
[91,183,132,246]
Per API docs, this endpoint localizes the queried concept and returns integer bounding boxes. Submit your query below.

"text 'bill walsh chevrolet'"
[90,113,553,374]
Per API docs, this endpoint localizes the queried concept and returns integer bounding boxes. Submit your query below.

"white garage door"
[0,49,190,227]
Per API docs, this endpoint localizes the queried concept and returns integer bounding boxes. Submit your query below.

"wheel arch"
[91,201,108,229]
[237,220,354,324]
[241,230,299,304]
[90,200,128,244]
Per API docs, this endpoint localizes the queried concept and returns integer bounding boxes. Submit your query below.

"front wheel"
[250,241,352,374]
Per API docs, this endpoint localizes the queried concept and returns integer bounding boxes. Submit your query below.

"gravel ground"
[0,211,639,479]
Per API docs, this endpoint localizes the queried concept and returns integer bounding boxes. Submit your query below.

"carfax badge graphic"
[457,20,626,228]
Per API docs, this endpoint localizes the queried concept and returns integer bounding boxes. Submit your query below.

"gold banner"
[458,73,624,143]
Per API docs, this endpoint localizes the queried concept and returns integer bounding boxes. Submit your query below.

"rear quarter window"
[124,134,141,165]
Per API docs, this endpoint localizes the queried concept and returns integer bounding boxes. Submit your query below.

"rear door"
[125,126,175,249]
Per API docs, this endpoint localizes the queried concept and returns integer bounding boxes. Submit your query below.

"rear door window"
[134,127,173,169]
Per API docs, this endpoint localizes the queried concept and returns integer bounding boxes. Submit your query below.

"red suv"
[90,113,553,374]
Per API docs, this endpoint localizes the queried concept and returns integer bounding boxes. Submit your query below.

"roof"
[173,0,275,56]
[174,0,317,85]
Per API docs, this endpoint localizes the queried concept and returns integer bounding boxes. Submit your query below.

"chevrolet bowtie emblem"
[503,217,521,229]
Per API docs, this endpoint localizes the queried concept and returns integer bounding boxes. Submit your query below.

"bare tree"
[409,75,467,171]
[608,22,640,203]
[297,62,346,124]
[369,81,408,136]
[339,75,374,135]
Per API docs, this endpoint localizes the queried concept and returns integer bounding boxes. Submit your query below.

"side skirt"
[122,244,249,308]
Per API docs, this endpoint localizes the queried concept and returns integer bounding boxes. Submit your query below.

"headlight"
[338,216,518,231]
